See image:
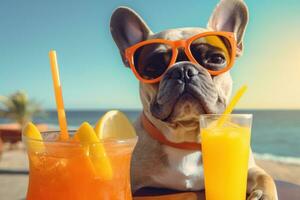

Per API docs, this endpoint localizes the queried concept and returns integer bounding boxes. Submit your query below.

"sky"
[1,0,300,110]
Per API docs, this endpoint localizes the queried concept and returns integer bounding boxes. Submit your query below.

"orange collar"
[141,112,202,151]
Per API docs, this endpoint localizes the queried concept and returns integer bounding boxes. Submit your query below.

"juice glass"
[199,114,252,200]
[23,130,137,200]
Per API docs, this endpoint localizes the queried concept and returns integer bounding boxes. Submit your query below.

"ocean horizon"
[1,109,299,164]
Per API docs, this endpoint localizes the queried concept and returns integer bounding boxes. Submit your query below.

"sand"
[256,159,300,185]
[0,148,299,200]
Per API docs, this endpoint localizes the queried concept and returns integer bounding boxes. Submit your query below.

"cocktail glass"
[200,114,252,200]
[23,130,137,200]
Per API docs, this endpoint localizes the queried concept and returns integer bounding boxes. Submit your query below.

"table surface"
[134,181,300,199]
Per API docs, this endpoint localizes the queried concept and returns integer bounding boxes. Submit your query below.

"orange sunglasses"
[125,31,237,84]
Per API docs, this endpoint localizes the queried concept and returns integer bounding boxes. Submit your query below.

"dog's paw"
[247,189,276,200]
[247,167,278,200]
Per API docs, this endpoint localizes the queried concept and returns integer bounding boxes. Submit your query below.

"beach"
[256,159,300,185]
[0,147,299,200]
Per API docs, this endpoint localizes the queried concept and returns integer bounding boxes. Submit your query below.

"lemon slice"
[74,122,113,180]
[23,122,45,152]
[94,110,136,140]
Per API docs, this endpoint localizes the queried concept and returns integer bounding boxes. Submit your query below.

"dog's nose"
[169,63,199,82]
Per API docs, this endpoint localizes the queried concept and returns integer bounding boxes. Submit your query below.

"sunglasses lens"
[190,35,232,72]
[133,43,173,80]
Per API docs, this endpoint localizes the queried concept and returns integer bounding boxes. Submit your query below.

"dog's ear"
[208,0,249,56]
[110,7,152,67]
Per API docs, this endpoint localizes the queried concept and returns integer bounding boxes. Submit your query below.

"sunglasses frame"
[125,31,237,84]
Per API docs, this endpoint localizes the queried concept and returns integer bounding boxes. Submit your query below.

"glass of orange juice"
[200,114,252,200]
[23,130,137,200]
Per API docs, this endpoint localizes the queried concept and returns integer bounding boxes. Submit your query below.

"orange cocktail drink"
[23,130,137,200]
[200,114,252,200]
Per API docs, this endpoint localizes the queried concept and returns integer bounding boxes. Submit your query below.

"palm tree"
[0,91,44,127]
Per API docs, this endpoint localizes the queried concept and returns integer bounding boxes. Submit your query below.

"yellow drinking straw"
[217,85,248,127]
[49,50,69,141]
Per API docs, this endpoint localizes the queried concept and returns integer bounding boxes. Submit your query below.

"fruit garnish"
[74,122,113,180]
[94,110,136,140]
[23,122,45,153]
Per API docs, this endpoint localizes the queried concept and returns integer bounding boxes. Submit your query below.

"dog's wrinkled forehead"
[149,28,207,41]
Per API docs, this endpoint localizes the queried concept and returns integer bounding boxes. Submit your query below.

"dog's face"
[110,0,248,143]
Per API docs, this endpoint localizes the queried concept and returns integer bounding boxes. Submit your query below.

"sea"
[1,109,300,164]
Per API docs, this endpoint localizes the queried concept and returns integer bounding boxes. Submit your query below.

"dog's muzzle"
[165,62,200,84]
[151,61,224,120]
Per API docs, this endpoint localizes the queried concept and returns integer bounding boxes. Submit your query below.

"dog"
[110,0,278,199]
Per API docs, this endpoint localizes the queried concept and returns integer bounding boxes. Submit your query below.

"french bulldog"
[110,0,278,199]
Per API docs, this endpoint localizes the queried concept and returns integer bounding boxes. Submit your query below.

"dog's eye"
[202,52,227,71]
[190,41,230,72]
[205,53,225,65]
[139,52,171,79]
[134,43,173,80]
[144,53,169,68]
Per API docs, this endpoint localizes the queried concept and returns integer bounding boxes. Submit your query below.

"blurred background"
[0,0,300,199]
